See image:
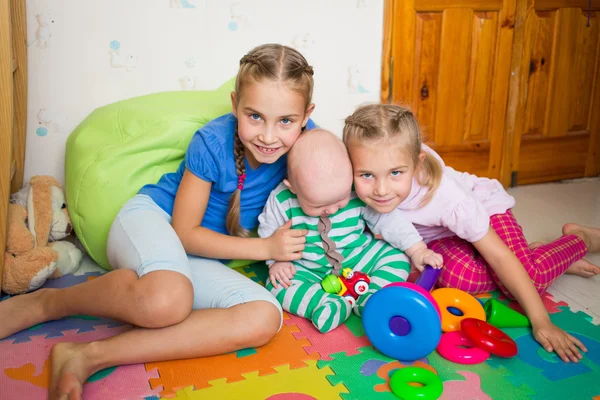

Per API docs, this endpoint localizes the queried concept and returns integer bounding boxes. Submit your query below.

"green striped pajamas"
[259,183,417,333]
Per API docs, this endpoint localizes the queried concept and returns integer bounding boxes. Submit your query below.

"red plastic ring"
[461,318,518,358]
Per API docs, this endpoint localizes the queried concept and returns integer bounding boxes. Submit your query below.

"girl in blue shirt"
[0,43,315,400]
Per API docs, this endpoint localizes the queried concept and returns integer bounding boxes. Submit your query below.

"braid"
[393,108,413,122]
[240,54,259,66]
[344,115,371,131]
[233,127,246,176]
[225,125,250,237]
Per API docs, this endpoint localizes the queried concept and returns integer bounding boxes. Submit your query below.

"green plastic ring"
[389,367,443,400]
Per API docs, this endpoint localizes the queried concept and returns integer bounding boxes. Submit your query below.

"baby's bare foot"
[0,289,54,340]
[49,342,93,400]
[563,223,600,253]
[565,259,600,278]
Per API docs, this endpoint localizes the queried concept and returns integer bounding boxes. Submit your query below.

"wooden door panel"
[415,0,504,11]
[435,8,473,147]
[412,13,442,135]
[465,11,499,142]
[522,11,555,137]
[520,135,589,183]
[389,0,515,179]
[516,2,600,184]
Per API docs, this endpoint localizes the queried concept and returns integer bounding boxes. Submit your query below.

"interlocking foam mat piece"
[1,264,599,400]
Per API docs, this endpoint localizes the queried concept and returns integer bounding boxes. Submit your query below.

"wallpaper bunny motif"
[24,0,384,184]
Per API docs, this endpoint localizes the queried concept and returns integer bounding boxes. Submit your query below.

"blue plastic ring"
[363,286,442,362]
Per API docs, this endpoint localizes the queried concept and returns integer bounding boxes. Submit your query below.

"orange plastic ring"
[431,288,486,332]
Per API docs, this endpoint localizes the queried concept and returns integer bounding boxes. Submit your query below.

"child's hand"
[533,319,587,362]
[269,261,296,289]
[266,220,307,261]
[420,249,443,270]
[410,248,444,272]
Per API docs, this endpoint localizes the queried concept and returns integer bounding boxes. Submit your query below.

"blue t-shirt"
[138,112,316,235]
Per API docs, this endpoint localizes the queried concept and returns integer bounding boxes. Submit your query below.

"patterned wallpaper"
[23,0,384,183]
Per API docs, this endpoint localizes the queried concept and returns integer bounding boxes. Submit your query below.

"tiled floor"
[509,177,600,323]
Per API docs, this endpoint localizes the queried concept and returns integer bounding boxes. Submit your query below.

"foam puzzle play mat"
[1,263,600,400]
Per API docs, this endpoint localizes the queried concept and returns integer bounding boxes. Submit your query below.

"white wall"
[24,0,384,184]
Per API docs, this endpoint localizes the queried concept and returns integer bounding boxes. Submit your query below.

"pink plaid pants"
[429,210,587,298]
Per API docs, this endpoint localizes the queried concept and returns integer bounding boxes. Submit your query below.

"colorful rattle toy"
[362,266,443,362]
[321,268,370,306]
[389,366,443,400]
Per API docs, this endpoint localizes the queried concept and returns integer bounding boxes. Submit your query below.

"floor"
[509,177,600,324]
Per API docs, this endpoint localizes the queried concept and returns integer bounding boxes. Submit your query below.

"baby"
[258,129,442,332]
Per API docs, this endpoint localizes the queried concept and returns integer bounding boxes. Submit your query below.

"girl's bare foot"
[563,223,600,253]
[49,342,95,400]
[0,289,54,340]
[565,259,600,278]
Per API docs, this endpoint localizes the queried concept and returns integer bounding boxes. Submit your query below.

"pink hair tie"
[237,173,247,190]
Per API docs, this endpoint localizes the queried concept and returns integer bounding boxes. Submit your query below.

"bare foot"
[49,342,94,400]
[0,289,54,340]
[563,223,600,253]
[565,259,600,278]
[529,241,545,250]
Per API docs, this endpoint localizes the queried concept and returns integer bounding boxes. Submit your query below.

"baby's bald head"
[286,129,353,216]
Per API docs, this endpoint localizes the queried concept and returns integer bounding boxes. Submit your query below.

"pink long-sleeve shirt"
[398,145,515,244]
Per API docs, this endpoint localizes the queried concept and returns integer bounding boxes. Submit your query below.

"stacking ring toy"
[437,331,490,364]
[386,282,442,319]
[431,288,486,332]
[414,265,442,291]
[363,286,441,361]
[389,367,443,400]
[461,318,518,357]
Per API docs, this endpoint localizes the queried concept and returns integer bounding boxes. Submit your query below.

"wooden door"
[508,0,600,185]
[382,0,517,179]
[1,0,14,292]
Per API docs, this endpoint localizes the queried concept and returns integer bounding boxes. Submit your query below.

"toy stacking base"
[362,284,442,362]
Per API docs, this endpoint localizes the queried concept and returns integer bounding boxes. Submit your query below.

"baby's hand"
[533,319,587,363]
[269,261,296,289]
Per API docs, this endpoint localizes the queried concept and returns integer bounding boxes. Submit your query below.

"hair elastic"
[237,173,247,190]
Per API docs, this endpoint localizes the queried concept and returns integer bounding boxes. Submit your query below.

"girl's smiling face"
[232,80,314,169]
[347,137,420,213]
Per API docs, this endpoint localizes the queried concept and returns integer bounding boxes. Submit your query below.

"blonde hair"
[342,104,442,206]
[227,43,314,237]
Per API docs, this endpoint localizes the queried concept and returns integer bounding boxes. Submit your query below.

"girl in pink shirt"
[343,103,600,364]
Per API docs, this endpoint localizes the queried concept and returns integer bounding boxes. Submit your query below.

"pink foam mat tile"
[0,324,160,400]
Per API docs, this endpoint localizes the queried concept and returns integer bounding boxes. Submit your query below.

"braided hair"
[226,44,314,237]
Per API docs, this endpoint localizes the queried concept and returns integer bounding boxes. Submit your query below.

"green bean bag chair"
[65,79,235,270]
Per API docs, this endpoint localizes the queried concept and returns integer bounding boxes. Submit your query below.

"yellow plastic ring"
[431,288,486,332]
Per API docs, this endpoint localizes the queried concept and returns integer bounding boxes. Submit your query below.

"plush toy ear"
[27,175,62,247]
